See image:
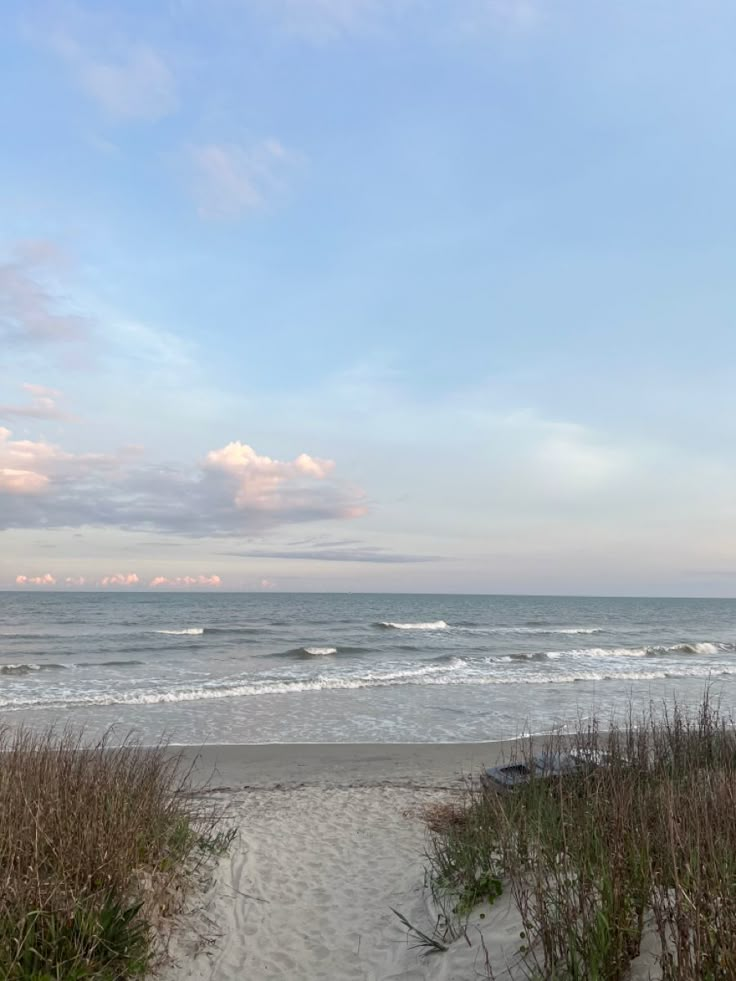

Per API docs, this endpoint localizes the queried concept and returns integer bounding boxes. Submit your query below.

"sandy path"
[159,743,660,980]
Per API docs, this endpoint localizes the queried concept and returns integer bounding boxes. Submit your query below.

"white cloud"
[188,141,297,220]
[259,0,539,41]
[50,32,177,121]
[0,243,89,344]
[0,383,72,422]
[265,0,392,40]
[470,0,539,31]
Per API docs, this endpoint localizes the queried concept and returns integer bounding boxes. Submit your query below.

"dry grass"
[425,692,736,979]
[0,725,228,980]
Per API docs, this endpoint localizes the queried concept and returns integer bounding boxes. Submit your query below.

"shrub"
[0,726,225,979]
[425,693,736,980]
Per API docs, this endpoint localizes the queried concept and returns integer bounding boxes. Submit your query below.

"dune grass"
[424,693,736,979]
[0,726,228,980]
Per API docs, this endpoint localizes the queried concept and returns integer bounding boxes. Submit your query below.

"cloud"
[100,572,139,586]
[530,421,627,495]
[0,427,63,493]
[23,383,62,398]
[259,578,277,590]
[65,576,86,586]
[204,442,335,508]
[0,383,73,421]
[0,427,113,495]
[0,433,366,536]
[188,141,297,220]
[220,544,440,563]
[149,575,222,587]
[50,32,177,121]
[15,573,56,585]
[264,0,393,40]
[259,0,539,41]
[0,243,89,344]
[464,0,539,32]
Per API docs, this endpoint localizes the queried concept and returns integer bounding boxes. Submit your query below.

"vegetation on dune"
[423,693,736,979]
[0,726,231,980]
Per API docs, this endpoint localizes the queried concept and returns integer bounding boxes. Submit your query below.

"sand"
[158,742,659,981]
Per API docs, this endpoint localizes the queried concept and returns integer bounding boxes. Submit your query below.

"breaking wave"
[154,628,204,636]
[0,663,67,675]
[4,660,736,711]
[377,620,448,631]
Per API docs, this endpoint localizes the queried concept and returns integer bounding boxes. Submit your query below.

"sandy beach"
[158,742,524,980]
[159,741,665,980]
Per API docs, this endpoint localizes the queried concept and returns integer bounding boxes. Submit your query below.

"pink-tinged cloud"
[259,578,276,590]
[0,430,366,535]
[65,576,86,586]
[16,573,56,585]
[149,575,222,587]
[23,383,63,398]
[0,427,60,493]
[0,384,71,422]
[189,140,295,220]
[0,242,89,343]
[0,427,125,499]
[204,442,335,508]
[0,468,49,493]
[100,572,139,586]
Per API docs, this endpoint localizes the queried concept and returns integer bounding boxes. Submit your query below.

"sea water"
[1,592,735,743]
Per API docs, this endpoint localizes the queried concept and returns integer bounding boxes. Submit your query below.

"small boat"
[480,751,587,792]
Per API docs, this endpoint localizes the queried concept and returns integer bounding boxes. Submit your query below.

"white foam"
[555,646,650,659]
[676,642,720,655]
[154,628,204,635]
[303,647,338,656]
[0,661,466,709]
[501,627,601,635]
[0,660,732,711]
[381,620,448,630]
[551,642,727,659]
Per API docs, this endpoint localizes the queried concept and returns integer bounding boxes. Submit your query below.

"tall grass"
[0,725,226,980]
[425,694,736,979]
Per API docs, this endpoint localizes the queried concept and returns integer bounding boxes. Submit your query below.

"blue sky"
[2,0,736,594]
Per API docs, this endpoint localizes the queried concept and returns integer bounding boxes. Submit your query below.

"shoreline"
[171,738,523,790]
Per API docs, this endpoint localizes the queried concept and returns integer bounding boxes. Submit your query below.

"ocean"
[1,592,735,744]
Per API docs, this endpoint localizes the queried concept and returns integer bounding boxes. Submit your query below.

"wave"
[154,628,204,636]
[549,646,649,660]
[5,660,736,711]
[272,645,372,659]
[510,627,602,635]
[0,663,67,676]
[154,626,266,637]
[670,642,725,655]
[377,620,448,631]
[455,625,603,636]
[203,627,265,636]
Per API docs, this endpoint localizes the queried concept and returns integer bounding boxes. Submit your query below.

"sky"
[2,0,736,596]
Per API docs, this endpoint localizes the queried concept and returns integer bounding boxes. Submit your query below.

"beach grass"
[424,692,736,979]
[0,726,227,980]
